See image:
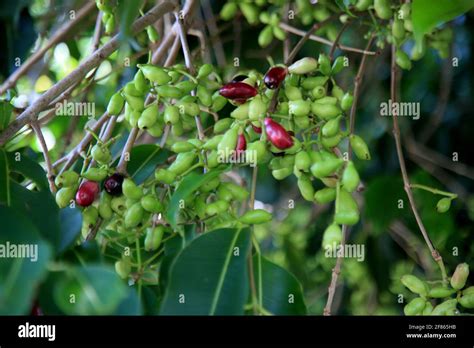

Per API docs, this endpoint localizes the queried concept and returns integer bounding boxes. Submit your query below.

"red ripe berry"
[264,66,287,89]
[76,180,100,207]
[219,82,257,101]
[235,133,247,154]
[251,124,262,134]
[264,117,294,150]
[104,173,124,196]
[30,300,43,316]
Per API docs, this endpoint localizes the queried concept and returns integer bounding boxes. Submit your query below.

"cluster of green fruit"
[402,263,473,315]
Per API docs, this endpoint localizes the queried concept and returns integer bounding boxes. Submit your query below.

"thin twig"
[279,22,378,56]
[202,0,227,67]
[0,1,176,146]
[329,21,351,61]
[0,1,97,95]
[390,44,448,283]
[30,121,56,193]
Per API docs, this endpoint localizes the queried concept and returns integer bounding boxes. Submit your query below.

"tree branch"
[30,121,56,193]
[0,1,176,146]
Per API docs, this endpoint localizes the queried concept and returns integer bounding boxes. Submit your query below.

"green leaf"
[53,264,128,315]
[412,0,474,41]
[160,228,251,315]
[253,255,307,315]
[10,183,61,253]
[166,168,225,231]
[58,208,82,254]
[0,100,13,131]
[364,175,405,234]
[115,288,143,315]
[117,0,145,42]
[126,144,170,184]
[0,205,52,314]
[7,151,48,190]
[0,148,10,205]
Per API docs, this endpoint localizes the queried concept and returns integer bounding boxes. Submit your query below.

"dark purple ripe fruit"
[104,173,125,196]
[264,66,288,89]
[219,82,258,102]
[231,74,248,82]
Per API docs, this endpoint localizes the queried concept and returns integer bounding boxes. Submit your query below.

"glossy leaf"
[127,145,170,184]
[7,151,48,190]
[160,228,251,315]
[58,208,82,254]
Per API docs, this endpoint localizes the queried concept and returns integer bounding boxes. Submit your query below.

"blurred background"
[0,0,473,315]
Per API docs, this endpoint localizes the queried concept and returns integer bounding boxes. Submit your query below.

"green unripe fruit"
[312,85,326,99]
[82,206,99,228]
[111,195,126,215]
[217,184,234,202]
[428,286,457,298]
[129,110,141,127]
[134,70,148,94]
[411,39,426,61]
[422,302,433,315]
[239,209,272,224]
[258,25,273,47]
[249,96,267,120]
[297,175,314,201]
[156,86,183,99]
[401,274,429,296]
[231,102,250,120]
[91,144,111,165]
[55,186,76,208]
[310,157,344,178]
[318,54,331,76]
[194,195,207,219]
[147,122,163,137]
[355,0,372,11]
[285,85,303,101]
[322,117,340,137]
[400,3,410,18]
[463,286,474,296]
[107,92,125,116]
[311,102,341,120]
[374,0,392,19]
[205,200,229,216]
[247,141,268,163]
[431,299,457,315]
[240,3,259,24]
[104,16,115,34]
[332,56,346,74]
[154,168,176,184]
[289,100,311,117]
[98,192,113,220]
[404,297,426,315]
[197,85,213,107]
[138,64,171,85]
[295,151,311,171]
[322,224,342,249]
[450,263,469,290]
[331,85,344,101]
[55,171,79,188]
[115,260,131,279]
[350,135,371,160]
[436,198,451,213]
[273,26,286,41]
[146,25,159,43]
[302,76,328,90]
[144,225,165,251]
[176,80,197,94]
[220,2,238,20]
[222,182,249,202]
[122,178,143,200]
[141,194,164,213]
[164,105,180,124]
[272,167,293,180]
[342,161,360,192]
[203,135,224,151]
[82,167,108,181]
[171,141,196,153]
[334,189,360,225]
[200,176,220,192]
[294,116,310,130]
[124,93,144,111]
[138,105,159,129]
[321,134,342,149]
[392,17,405,40]
[396,49,412,70]
[314,187,336,204]
[459,294,474,309]
[316,96,338,105]
[341,93,354,111]
[197,63,213,79]
[288,57,318,75]
[168,152,197,175]
[217,127,239,156]
[124,202,144,228]
[207,151,219,168]
[214,118,234,134]
[124,81,143,97]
